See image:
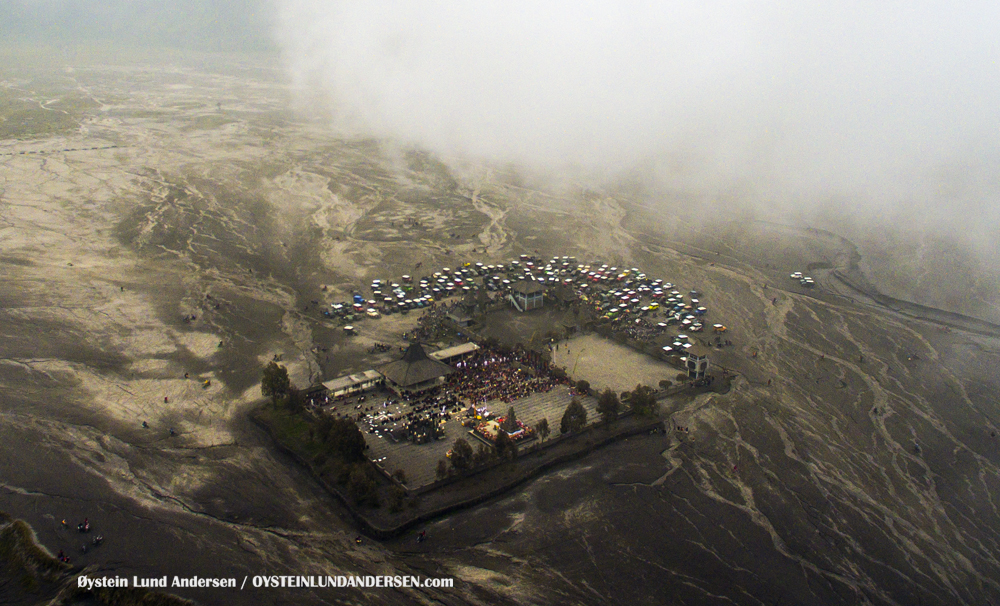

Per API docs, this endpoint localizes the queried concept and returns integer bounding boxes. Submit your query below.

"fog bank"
[276,1,1000,241]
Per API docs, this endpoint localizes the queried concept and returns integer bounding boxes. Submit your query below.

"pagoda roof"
[512,280,545,295]
[377,342,454,387]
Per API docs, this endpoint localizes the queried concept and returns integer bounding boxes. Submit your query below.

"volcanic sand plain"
[2,56,1000,605]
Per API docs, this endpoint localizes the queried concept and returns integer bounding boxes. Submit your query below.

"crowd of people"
[346,386,465,440]
[407,295,500,342]
[408,304,456,342]
[305,390,331,407]
[325,345,571,443]
[611,317,670,342]
[443,347,569,406]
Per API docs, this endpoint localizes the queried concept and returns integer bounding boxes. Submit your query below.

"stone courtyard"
[364,385,599,489]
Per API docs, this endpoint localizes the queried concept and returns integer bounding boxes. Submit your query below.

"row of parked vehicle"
[583,272,710,332]
[790,271,815,287]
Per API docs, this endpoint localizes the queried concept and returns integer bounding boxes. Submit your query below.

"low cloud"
[276,1,999,231]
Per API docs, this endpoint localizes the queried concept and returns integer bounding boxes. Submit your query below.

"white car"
[366,309,380,318]
[790,271,803,279]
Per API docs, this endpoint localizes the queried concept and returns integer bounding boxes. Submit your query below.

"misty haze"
[1,1,1000,605]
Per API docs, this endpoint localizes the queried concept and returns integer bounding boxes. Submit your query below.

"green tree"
[435,459,449,480]
[536,418,550,441]
[450,438,474,473]
[629,384,657,416]
[659,379,673,390]
[285,386,305,413]
[501,407,519,433]
[261,361,290,406]
[495,431,518,460]
[392,469,407,485]
[325,418,367,462]
[473,443,495,467]
[596,388,621,425]
[347,464,379,508]
[560,398,588,434]
[576,380,591,395]
[388,485,406,513]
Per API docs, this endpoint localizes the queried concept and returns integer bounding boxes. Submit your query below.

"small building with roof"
[429,342,480,364]
[462,287,492,315]
[682,344,710,379]
[547,282,578,307]
[323,369,384,397]
[377,342,455,394]
[447,310,474,327]
[509,280,545,312]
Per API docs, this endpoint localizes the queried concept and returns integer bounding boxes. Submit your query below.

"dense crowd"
[443,347,569,405]
[328,346,571,443]
[408,303,459,341]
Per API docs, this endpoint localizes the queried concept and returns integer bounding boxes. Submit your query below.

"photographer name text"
[77,575,454,590]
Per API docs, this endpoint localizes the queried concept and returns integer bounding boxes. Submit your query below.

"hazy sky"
[275,1,1000,235]
[0,0,274,52]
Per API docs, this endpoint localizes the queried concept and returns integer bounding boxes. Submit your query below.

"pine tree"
[560,398,588,433]
[261,361,290,406]
[597,388,620,425]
